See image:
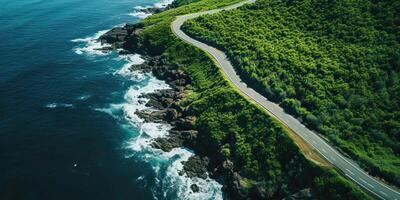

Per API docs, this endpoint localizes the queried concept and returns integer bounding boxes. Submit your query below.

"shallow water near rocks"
[0,0,222,199]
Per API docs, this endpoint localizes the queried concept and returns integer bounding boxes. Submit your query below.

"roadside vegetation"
[182,0,400,186]
[136,0,373,199]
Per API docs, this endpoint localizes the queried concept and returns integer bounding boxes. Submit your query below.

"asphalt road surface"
[171,1,400,199]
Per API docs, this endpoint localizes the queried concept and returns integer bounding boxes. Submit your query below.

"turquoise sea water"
[0,0,222,199]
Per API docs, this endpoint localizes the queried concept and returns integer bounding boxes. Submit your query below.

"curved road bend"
[171,1,400,199]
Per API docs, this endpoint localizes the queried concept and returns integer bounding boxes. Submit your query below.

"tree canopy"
[183,0,400,186]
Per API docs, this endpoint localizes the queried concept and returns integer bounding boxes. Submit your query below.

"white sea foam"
[129,0,174,19]
[162,149,224,200]
[114,54,146,81]
[129,11,153,19]
[77,94,91,100]
[153,0,174,8]
[45,103,74,109]
[119,73,223,199]
[136,175,145,181]
[85,17,223,198]
[71,30,111,56]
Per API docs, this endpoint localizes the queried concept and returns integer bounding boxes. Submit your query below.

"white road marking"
[321,148,327,153]
[311,140,317,145]
[346,168,355,176]
[367,183,375,189]
[359,178,367,184]
[330,156,336,162]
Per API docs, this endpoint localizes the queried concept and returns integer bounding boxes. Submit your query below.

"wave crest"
[71,30,111,56]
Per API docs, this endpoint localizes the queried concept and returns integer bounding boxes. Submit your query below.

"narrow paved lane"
[171,1,400,199]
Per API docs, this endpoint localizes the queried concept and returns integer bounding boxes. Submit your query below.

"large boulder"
[190,184,200,193]
[99,27,129,44]
[182,156,210,179]
[98,23,144,52]
[135,109,178,122]
[151,136,183,152]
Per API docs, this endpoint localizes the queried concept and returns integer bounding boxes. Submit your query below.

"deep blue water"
[0,0,223,199]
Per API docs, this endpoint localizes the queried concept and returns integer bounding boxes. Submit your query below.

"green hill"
[182,0,400,186]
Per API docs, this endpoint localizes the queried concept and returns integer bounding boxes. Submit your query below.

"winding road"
[171,1,400,199]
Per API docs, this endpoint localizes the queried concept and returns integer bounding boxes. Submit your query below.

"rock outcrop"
[99,23,144,53]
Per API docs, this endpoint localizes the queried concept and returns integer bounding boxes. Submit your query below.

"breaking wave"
[129,0,175,19]
[45,103,74,109]
[76,0,224,196]
[94,54,223,199]
[71,30,111,56]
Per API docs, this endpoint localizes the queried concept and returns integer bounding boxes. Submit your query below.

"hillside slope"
[128,0,373,199]
[182,0,400,186]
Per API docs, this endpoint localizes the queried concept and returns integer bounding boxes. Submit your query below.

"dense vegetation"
[183,0,400,186]
[135,0,372,198]
[170,0,202,7]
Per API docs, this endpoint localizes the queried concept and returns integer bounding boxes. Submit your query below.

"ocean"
[0,0,222,199]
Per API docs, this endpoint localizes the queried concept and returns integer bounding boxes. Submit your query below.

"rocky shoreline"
[98,22,227,194]
[97,13,315,199]
[98,21,215,193]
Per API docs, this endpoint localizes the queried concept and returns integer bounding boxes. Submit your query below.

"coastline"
[95,1,320,199]
[71,1,227,199]
[95,3,229,199]
[93,0,379,199]
[96,7,246,198]
[95,7,307,199]
[99,26,219,191]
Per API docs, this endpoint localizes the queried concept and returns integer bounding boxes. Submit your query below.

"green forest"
[182,0,400,186]
[133,0,373,199]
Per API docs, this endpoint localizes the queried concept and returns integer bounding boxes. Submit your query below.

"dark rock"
[191,184,200,193]
[94,46,114,52]
[151,130,197,152]
[283,188,315,200]
[179,130,198,141]
[222,160,234,171]
[143,89,182,109]
[145,89,177,100]
[152,66,168,80]
[135,109,178,123]
[145,97,164,110]
[151,136,183,152]
[231,172,250,199]
[147,56,163,66]
[130,63,152,73]
[160,89,178,99]
[182,156,210,179]
[170,78,189,87]
[99,23,143,52]
[119,49,131,55]
[171,102,185,114]
[135,109,163,122]
[252,184,268,199]
[164,109,179,121]
[160,97,175,108]
[173,116,196,130]
[99,27,129,44]
[136,7,165,15]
